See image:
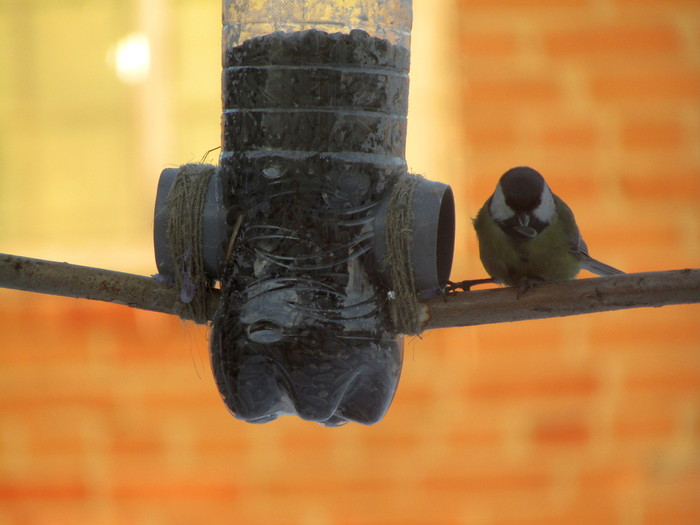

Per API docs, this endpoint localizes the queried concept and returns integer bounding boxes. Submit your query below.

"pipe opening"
[436,185,455,286]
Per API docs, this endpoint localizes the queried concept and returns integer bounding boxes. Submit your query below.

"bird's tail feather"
[580,255,624,276]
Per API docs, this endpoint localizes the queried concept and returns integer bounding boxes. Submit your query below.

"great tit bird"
[452,166,623,294]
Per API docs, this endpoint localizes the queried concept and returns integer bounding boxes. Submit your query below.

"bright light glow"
[108,33,151,85]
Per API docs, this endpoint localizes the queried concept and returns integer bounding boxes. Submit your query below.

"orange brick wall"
[1,1,699,525]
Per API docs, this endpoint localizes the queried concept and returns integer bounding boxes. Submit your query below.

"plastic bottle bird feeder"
[153,0,455,425]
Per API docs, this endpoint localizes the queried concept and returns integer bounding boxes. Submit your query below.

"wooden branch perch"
[0,253,219,324]
[1,253,698,330]
[423,269,700,330]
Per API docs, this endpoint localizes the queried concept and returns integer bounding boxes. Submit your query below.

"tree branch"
[423,268,700,330]
[0,253,219,324]
[1,253,698,330]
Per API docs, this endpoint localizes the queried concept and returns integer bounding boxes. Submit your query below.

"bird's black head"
[498,166,545,212]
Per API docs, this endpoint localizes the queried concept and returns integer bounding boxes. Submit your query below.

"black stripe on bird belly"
[495,241,533,286]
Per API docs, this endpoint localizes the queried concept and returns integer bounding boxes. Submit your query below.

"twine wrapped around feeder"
[382,173,426,335]
[165,164,216,325]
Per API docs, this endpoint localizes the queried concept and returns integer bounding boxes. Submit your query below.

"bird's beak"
[514,213,537,238]
[517,213,530,227]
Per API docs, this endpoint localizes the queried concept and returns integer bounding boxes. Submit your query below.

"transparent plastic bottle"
[212,0,413,425]
[223,0,412,50]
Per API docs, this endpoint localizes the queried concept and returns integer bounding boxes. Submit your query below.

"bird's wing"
[552,194,585,253]
[554,194,624,276]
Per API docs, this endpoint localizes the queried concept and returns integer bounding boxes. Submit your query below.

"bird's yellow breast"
[473,204,581,286]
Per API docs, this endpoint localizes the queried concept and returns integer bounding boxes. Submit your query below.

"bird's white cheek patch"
[533,187,555,223]
[489,184,514,222]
